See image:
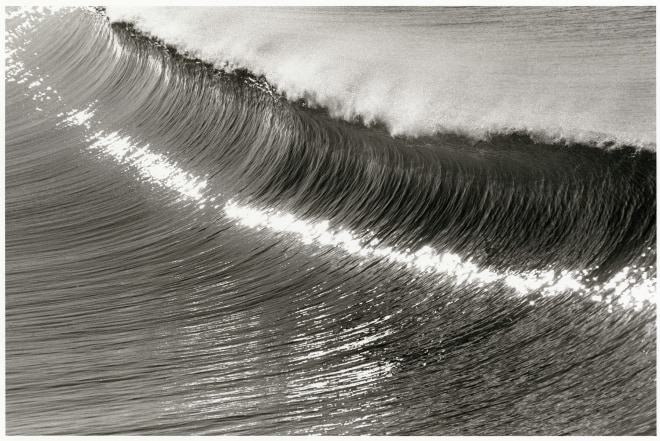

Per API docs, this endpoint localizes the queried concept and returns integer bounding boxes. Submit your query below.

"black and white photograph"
[4,2,656,436]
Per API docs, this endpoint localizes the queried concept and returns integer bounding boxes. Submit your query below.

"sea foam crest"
[105,6,656,149]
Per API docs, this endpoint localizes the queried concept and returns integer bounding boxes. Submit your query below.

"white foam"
[105,6,656,148]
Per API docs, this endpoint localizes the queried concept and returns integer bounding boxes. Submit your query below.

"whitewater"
[106,6,656,148]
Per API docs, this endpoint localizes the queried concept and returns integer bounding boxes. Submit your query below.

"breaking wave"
[5,6,656,435]
[105,6,656,149]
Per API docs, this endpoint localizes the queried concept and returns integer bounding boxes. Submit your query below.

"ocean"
[5,6,656,435]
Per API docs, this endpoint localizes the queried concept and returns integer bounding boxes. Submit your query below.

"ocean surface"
[5,6,656,435]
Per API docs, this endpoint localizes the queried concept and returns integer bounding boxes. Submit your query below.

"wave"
[5,7,656,435]
[104,6,656,149]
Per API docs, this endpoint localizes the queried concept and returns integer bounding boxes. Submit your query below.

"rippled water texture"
[5,7,656,435]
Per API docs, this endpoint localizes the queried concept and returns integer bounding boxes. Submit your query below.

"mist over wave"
[106,6,656,147]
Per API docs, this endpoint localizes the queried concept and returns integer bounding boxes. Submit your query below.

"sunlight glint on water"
[72,109,655,312]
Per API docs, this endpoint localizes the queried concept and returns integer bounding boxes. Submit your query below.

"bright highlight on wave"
[71,103,654,312]
[222,200,655,311]
[88,131,208,202]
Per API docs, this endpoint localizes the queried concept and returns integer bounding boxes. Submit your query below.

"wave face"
[105,6,656,147]
[5,7,656,435]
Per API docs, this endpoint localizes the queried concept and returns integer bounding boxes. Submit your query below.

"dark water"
[5,7,656,435]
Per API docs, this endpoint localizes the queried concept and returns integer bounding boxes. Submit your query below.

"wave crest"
[105,6,656,150]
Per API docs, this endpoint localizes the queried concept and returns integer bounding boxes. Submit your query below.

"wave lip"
[105,6,656,150]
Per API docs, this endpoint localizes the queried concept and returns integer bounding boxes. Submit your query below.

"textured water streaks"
[6,6,656,435]
[69,99,655,311]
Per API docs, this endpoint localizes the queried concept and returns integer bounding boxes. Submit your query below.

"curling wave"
[5,6,657,435]
[105,6,657,149]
